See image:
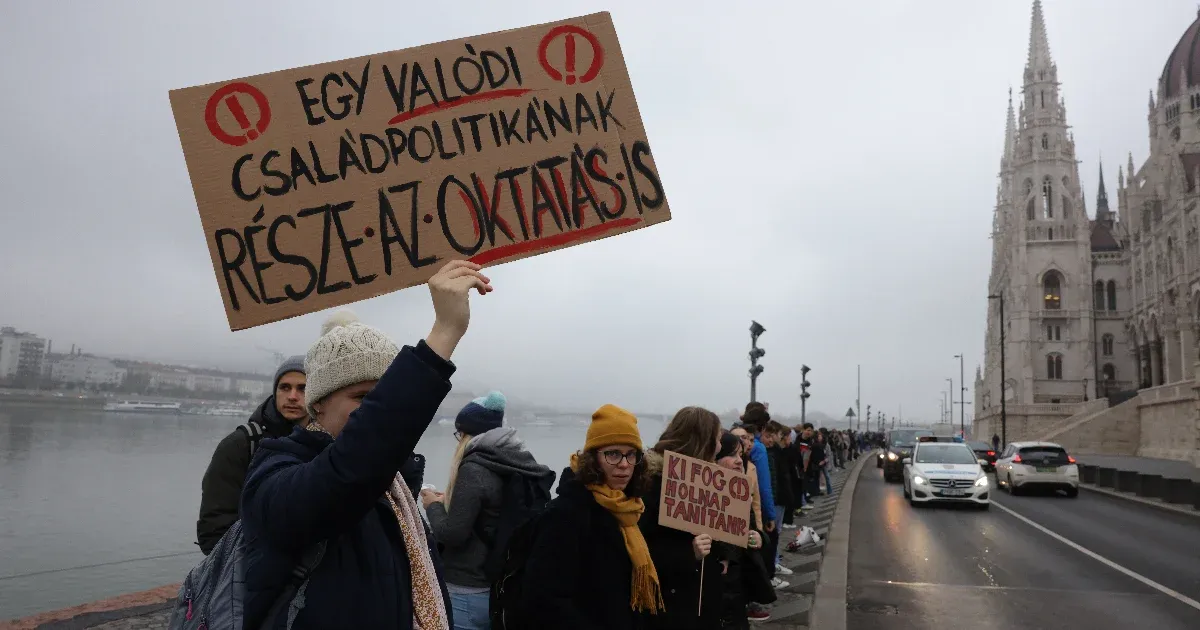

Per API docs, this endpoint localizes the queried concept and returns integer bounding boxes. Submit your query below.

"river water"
[0,404,667,620]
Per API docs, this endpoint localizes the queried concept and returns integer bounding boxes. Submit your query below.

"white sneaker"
[782,523,797,530]
[771,577,790,589]
[775,564,794,576]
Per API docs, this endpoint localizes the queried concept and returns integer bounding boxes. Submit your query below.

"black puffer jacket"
[196,395,296,554]
[520,467,644,630]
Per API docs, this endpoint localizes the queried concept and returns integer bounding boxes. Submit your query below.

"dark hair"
[573,448,652,498]
[765,420,788,437]
[716,431,741,461]
[653,406,723,462]
[741,406,771,431]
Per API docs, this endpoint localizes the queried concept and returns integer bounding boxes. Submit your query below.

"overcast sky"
[1,0,1196,421]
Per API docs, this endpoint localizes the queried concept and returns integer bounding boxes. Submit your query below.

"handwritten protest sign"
[658,450,753,547]
[169,12,670,331]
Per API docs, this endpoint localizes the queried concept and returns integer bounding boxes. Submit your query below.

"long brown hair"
[652,406,723,462]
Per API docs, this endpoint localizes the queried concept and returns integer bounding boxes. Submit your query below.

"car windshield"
[890,430,933,446]
[968,441,991,450]
[914,444,979,465]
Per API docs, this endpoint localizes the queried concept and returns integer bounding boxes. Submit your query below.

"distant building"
[0,327,47,382]
[235,377,271,398]
[50,355,127,387]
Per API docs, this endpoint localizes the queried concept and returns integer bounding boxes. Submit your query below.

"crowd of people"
[187,260,875,630]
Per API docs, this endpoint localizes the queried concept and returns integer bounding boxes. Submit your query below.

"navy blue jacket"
[240,341,455,630]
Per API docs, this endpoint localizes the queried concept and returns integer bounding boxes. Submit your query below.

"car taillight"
[987,451,995,457]
[1012,454,1022,463]
[1067,455,1076,464]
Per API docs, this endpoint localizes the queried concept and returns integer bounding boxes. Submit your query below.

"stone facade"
[977,2,1200,468]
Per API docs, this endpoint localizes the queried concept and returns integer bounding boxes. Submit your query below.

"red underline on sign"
[469,217,643,266]
[387,89,534,125]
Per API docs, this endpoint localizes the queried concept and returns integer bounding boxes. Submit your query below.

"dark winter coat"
[766,446,793,509]
[425,426,554,588]
[520,466,643,630]
[239,340,455,630]
[717,534,776,629]
[196,395,296,555]
[639,453,723,630]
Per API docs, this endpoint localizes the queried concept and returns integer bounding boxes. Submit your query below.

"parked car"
[994,441,1079,497]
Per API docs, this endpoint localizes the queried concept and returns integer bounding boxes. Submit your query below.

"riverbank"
[0,585,176,630]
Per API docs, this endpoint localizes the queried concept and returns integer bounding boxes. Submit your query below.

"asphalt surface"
[847,463,1200,629]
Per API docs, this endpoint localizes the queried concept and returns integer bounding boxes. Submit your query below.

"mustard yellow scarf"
[571,453,665,614]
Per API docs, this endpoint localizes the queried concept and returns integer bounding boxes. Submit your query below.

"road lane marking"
[862,579,1145,595]
[992,501,1200,612]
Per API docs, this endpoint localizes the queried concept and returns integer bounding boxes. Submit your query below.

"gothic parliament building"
[979,2,1200,411]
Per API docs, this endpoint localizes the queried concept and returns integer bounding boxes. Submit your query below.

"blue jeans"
[449,590,490,630]
[823,468,834,495]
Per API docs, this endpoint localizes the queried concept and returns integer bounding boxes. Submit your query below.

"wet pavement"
[846,463,1200,629]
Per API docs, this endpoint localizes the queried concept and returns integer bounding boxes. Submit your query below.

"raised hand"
[425,260,492,360]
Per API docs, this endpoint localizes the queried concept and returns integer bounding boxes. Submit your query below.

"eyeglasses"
[453,431,465,441]
[601,449,643,466]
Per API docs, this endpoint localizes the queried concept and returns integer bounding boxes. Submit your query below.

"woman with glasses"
[521,404,663,629]
[641,406,725,629]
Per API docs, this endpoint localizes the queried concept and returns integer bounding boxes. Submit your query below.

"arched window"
[1094,281,1106,310]
[1027,198,1035,221]
[1042,176,1054,218]
[1043,271,1062,309]
[1024,179,1034,196]
[1041,133,1049,150]
[1102,334,1114,356]
[1062,194,1070,218]
[1102,363,1116,382]
[1046,353,1063,379]
[1106,280,1117,310]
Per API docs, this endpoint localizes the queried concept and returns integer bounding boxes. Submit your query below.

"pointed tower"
[1096,160,1112,226]
[982,0,1096,416]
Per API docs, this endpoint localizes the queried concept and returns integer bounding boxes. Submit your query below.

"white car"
[902,441,990,509]
[994,441,1079,497]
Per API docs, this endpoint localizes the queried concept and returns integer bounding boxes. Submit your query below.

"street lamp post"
[800,365,811,425]
[954,353,965,438]
[749,321,765,403]
[988,293,1007,448]
[946,378,954,431]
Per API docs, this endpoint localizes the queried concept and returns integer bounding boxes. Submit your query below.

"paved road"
[847,464,1200,629]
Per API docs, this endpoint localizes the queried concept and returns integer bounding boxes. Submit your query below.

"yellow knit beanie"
[584,404,643,452]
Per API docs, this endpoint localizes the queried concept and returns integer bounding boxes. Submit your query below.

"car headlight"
[911,475,926,485]
[887,452,898,461]
[974,475,988,487]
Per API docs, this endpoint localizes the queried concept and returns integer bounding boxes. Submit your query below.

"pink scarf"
[307,423,450,629]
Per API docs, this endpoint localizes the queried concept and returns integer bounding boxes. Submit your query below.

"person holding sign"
[238,260,492,630]
[640,407,725,629]
[519,404,663,629]
[714,432,776,627]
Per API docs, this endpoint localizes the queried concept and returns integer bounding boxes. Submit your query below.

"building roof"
[1159,10,1200,100]
[1090,221,1122,252]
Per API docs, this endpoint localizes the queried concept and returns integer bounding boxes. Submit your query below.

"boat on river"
[102,400,183,414]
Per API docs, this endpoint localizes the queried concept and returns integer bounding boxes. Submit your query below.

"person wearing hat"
[196,354,308,555]
[422,391,555,630]
[520,404,663,629]
[239,260,492,630]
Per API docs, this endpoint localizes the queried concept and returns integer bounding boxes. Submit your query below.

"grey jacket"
[425,426,554,588]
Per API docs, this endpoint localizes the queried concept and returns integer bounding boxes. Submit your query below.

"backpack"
[486,472,554,630]
[235,421,267,460]
[167,520,327,630]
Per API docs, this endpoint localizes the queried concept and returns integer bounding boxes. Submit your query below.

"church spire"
[1003,87,1015,166]
[1027,0,1054,71]
[1096,158,1111,223]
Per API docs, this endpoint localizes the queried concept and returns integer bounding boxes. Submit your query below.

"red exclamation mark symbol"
[224,94,258,141]
[565,33,577,85]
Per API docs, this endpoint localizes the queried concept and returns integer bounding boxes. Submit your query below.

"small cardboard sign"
[169,12,670,331]
[658,450,753,547]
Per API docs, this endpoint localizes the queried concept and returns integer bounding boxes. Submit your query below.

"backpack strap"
[236,421,266,460]
[256,540,329,630]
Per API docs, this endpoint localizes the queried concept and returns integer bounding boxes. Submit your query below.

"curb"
[1078,483,1200,520]
[808,450,871,630]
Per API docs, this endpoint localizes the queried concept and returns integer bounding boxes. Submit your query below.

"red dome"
[1160,12,1200,100]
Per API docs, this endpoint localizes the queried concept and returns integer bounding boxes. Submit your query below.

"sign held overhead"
[169,12,671,331]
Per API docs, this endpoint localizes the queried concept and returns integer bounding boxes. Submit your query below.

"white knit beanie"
[304,309,399,417]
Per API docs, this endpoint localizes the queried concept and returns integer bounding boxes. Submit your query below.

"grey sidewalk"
[1076,454,1200,481]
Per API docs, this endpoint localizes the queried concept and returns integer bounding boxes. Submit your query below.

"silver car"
[994,441,1079,497]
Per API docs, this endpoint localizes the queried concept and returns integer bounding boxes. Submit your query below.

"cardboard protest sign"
[658,450,753,547]
[169,12,670,331]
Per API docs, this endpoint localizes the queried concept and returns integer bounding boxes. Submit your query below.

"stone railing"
[1137,381,1198,406]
